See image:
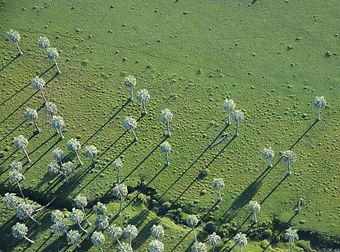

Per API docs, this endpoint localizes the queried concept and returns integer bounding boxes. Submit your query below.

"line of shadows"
[0,54,20,72]
[289,120,318,150]
[156,124,230,202]
[0,64,54,107]
[83,99,130,145]
[0,73,58,127]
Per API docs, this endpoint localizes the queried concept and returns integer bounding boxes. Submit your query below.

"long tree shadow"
[0,214,17,251]
[157,124,230,201]
[289,120,318,150]
[0,54,20,72]
[0,120,26,143]
[0,73,58,126]
[83,99,130,145]
[132,218,158,250]
[0,64,54,107]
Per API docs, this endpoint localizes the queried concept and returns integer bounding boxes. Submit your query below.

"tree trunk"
[212,246,215,252]
[165,153,170,166]
[99,246,103,252]
[288,162,291,175]
[76,151,83,166]
[131,129,138,141]
[317,108,321,121]
[17,182,27,203]
[192,227,197,242]
[24,236,34,244]
[81,206,91,226]
[289,240,293,252]
[54,59,61,75]
[78,220,87,233]
[16,42,23,55]
[227,110,231,125]
[22,147,31,163]
[119,198,123,216]
[166,121,171,137]
[129,86,133,101]
[142,102,147,115]
[217,190,222,202]
[35,197,56,212]
[235,122,239,136]
[116,170,120,184]
[252,212,257,224]
[28,213,41,225]
[34,122,40,133]
[40,90,47,104]
[240,245,244,252]
[269,159,273,168]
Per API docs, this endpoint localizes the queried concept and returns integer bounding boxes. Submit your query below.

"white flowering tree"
[191,242,207,252]
[206,232,221,252]
[16,202,40,225]
[91,231,105,252]
[186,215,199,242]
[234,232,247,252]
[233,110,245,136]
[285,227,299,252]
[108,224,123,245]
[161,109,173,137]
[32,76,47,104]
[7,29,22,55]
[70,208,87,233]
[123,116,138,141]
[38,36,50,50]
[123,224,138,247]
[95,214,109,231]
[51,115,65,139]
[314,96,326,121]
[160,141,171,166]
[124,75,137,101]
[10,160,23,171]
[262,147,274,168]
[212,178,224,202]
[60,161,74,181]
[46,47,61,74]
[24,107,40,133]
[119,242,133,252]
[9,169,26,202]
[13,135,31,163]
[93,202,107,215]
[112,183,128,216]
[74,195,91,225]
[136,89,150,115]
[84,145,99,165]
[248,200,261,224]
[3,192,19,209]
[67,230,81,247]
[282,150,296,175]
[46,101,58,119]
[67,138,83,166]
[112,157,123,183]
[12,223,34,244]
[52,147,65,165]
[149,239,164,252]
[150,224,164,240]
[224,98,236,126]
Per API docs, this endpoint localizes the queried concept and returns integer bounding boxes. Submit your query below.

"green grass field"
[0,0,339,251]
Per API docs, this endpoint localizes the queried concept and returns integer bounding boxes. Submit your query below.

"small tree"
[123,224,138,246]
[234,232,247,252]
[186,215,199,242]
[31,76,47,104]
[233,110,245,136]
[93,202,107,215]
[46,47,61,74]
[16,202,40,225]
[52,147,65,166]
[123,116,138,141]
[262,147,274,168]
[212,178,224,202]
[124,75,137,101]
[69,208,87,233]
[108,224,123,245]
[112,183,128,216]
[149,240,164,252]
[224,98,236,126]
[314,96,326,121]
[248,200,261,224]
[91,231,105,252]
[46,101,58,119]
[24,107,40,133]
[84,145,99,165]
[207,232,221,252]
[38,36,50,50]
[3,192,19,209]
[7,29,22,55]
[191,242,207,252]
[119,242,133,252]
[160,141,171,166]
[13,135,31,163]
[51,209,64,224]
[12,223,34,244]
[282,150,296,175]
[10,160,23,171]
[161,109,173,137]
[67,230,81,247]
[294,198,304,213]
[112,158,123,183]
[60,161,74,181]
[136,89,150,115]
[95,214,109,230]
[74,195,91,225]
[51,115,65,139]
[285,227,299,252]
[150,224,164,240]
[67,138,83,165]
[9,169,26,202]
[51,219,68,236]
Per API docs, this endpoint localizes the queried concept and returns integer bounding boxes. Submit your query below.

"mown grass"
[0,0,339,251]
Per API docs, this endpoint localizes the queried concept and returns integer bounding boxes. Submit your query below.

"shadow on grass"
[157,124,230,202]
[0,120,26,143]
[289,120,318,150]
[133,218,158,250]
[83,99,130,145]
[0,64,54,107]
[0,73,58,127]
[0,214,17,251]
[0,53,20,72]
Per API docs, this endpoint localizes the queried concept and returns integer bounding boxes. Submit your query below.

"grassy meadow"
[0,0,339,251]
